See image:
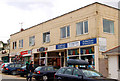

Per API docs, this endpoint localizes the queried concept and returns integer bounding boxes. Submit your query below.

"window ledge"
[76,33,89,37]
[60,37,70,40]
[103,32,114,35]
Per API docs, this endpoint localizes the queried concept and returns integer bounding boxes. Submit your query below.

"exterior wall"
[97,4,119,54]
[108,56,118,79]
[10,4,97,53]
[10,2,120,76]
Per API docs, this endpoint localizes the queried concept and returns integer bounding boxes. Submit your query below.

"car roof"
[67,59,89,65]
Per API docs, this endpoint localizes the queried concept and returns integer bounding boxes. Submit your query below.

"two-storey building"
[10,2,120,78]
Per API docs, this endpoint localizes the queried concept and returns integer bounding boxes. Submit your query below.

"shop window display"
[68,49,79,55]
[81,47,94,55]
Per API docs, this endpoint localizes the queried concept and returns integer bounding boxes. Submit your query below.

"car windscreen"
[35,67,42,71]
[82,69,102,77]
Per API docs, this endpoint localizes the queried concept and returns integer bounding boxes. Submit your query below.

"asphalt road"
[0,73,29,81]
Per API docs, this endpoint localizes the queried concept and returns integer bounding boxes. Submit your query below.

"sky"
[0,0,120,43]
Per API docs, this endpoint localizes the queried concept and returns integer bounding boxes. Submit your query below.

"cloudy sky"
[0,0,119,43]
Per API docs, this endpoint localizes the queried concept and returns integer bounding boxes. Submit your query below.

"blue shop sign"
[80,38,97,46]
[38,47,46,52]
[56,43,67,49]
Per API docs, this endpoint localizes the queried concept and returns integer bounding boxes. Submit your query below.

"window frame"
[76,20,88,36]
[19,39,23,48]
[29,36,35,46]
[60,26,70,39]
[43,32,50,43]
[103,18,114,34]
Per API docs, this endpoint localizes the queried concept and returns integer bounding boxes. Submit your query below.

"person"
[26,63,29,80]
[27,61,34,81]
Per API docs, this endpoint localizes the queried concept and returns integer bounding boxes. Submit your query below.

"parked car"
[0,63,9,72]
[54,59,118,81]
[2,63,24,75]
[17,65,27,77]
[33,66,58,81]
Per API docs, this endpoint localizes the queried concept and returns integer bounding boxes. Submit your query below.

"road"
[0,73,31,81]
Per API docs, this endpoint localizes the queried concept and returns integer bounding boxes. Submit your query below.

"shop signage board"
[38,47,46,52]
[56,43,67,49]
[68,41,80,48]
[99,37,107,52]
[80,38,97,46]
[20,50,31,55]
[48,45,56,51]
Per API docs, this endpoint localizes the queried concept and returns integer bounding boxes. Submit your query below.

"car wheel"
[11,71,17,75]
[42,75,48,81]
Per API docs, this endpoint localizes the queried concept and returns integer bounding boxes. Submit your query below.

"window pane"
[43,32,50,43]
[61,27,66,38]
[67,26,70,37]
[84,21,88,33]
[57,68,66,74]
[73,69,82,76]
[64,68,73,75]
[29,36,35,46]
[76,22,83,35]
[103,19,114,34]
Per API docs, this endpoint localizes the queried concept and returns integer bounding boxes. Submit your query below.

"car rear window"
[35,67,42,71]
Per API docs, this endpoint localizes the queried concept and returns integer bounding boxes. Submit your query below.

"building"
[0,40,10,63]
[10,2,120,78]
[103,46,120,80]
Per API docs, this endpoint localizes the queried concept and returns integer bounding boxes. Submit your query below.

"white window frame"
[19,39,23,48]
[76,20,88,36]
[103,18,114,34]
[43,32,50,43]
[29,36,35,46]
[60,26,70,39]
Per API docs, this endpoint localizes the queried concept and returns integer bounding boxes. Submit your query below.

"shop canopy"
[67,59,89,65]
[103,45,120,56]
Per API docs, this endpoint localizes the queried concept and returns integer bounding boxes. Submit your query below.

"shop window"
[29,36,35,46]
[12,41,17,49]
[19,39,23,48]
[76,20,88,35]
[68,49,79,56]
[81,47,94,55]
[43,32,50,43]
[103,19,114,34]
[60,26,70,38]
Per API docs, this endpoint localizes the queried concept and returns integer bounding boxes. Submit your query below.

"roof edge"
[10,2,120,36]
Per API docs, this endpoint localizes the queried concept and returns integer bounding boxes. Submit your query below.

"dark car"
[54,59,118,81]
[17,65,28,77]
[2,63,24,75]
[33,66,58,81]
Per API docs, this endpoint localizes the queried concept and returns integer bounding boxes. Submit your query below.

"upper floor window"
[19,39,23,48]
[76,20,88,35]
[60,26,70,38]
[43,32,50,43]
[29,36,35,46]
[103,19,114,34]
[12,41,17,49]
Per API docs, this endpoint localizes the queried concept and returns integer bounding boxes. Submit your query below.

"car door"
[63,68,74,81]
[55,68,66,81]
[46,67,56,79]
[72,69,85,81]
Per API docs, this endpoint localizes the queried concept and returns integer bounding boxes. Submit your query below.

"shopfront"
[20,50,32,64]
